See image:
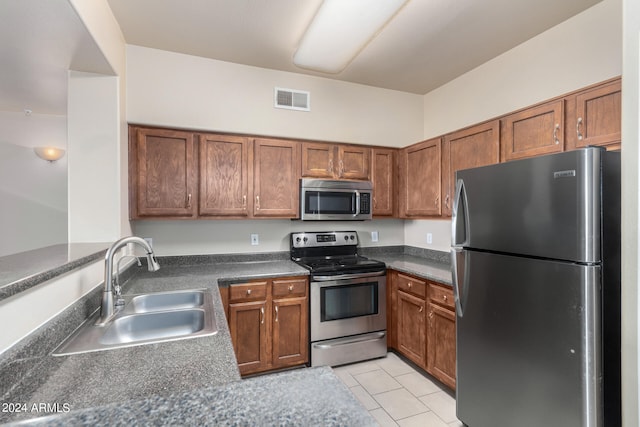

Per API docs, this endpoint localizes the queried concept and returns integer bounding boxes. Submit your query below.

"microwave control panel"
[360,193,371,214]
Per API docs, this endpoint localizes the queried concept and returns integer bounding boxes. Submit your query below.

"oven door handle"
[312,271,386,281]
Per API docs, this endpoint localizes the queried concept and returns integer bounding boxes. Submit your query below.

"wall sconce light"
[293,0,408,74]
[34,146,66,162]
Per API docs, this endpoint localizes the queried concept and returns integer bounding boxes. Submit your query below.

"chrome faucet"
[96,236,160,325]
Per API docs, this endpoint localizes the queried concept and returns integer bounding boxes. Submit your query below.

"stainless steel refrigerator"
[451,147,620,427]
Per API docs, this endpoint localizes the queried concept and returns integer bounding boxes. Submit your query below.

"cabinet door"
[338,145,370,180]
[570,79,621,150]
[228,300,270,376]
[253,138,300,217]
[272,296,309,368]
[131,127,197,218]
[442,121,500,217]
[301,142,335,178]
[371,148,396,216]
[501,100,564,161]
[427,302,456,390]
[400,138,441,217]
[199,134,251,217]
[397,290,426,368]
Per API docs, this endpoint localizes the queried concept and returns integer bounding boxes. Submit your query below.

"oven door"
[310,274,386,342]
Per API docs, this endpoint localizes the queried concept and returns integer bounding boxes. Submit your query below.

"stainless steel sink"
[53,289,217,356]
[123,290,205,314]
[99,309,206,345]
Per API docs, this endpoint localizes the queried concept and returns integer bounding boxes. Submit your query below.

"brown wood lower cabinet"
[388,270,456,390]
[224,276,308,376]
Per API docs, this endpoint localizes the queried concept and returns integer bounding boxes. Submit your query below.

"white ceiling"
[106,0,602,95]
[0,0,603,117]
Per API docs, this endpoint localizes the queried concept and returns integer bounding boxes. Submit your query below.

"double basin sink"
[53,289,218,356]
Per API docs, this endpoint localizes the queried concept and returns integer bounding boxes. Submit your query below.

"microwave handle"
[354,190,360,217]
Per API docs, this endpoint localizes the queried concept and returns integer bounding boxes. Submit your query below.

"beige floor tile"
[448,420,465,427]
[370,408,400,427]
[340,359,382,375]
[420,391,457,423]
[395,371,442,397]
[375,352,415,377]
[397,411,450,427]
[332,366,358,387]
[349,385,380,411]
[354,368,403,395]
[374,388,430,420]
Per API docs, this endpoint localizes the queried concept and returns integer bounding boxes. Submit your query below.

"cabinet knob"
[407,282,412,288]
[246,289,252,295]
[288,285,294,292]
[443,295,448,301]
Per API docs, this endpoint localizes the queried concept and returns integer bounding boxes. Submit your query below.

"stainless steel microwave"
[300,179,372,220]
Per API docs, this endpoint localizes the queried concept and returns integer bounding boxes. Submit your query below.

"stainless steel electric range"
[290,231,387,367]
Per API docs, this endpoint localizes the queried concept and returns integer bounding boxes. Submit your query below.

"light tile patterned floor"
[333,352,464,427]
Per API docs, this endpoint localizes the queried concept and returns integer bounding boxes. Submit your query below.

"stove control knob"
[344,235,349,241]
[295,237,301,243]
[303,237,308,243]
[350,235,355,240]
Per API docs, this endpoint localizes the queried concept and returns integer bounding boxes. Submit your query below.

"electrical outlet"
[426,233,433,244]
[251,234,259,245]
[371,231,379,242]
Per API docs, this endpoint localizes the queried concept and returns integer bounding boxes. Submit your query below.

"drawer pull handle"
[553,123,560,145]
[260,307,265,324]
[419,306,423,313]
[275,305,279,322]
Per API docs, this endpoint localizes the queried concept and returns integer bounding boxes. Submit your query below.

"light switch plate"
[426,233,433,244]
[371,231,379,242]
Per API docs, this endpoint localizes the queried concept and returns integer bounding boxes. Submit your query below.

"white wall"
[67,71,121,243]
[125,45,423,148]
[133,219,404,256]
[621,0,640,423]
[0,111,67,256]
[422,0,622,139]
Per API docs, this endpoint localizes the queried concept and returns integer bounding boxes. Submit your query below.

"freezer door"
[455,250,602,427]
[455,147,607,263]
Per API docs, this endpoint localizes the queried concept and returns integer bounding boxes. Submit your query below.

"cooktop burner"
[290,232,385,276]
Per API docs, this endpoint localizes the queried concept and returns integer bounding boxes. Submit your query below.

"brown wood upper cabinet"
[565,79,621,151]
[399,138,442,217]
[371,148,396,216]
[301,142,370,180]
[441,121,500,217]
[253,138,301,218]
[501,100,564,161]
[130,127,198,219]
[199,134,251,217]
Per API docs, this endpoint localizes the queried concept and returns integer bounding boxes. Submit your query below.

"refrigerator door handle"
[451,178,470,247]
[451,248,467,317]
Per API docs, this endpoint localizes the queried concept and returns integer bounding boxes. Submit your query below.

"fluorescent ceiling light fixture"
[294,0,408,74]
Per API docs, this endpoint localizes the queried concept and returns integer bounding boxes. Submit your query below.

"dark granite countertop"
[1,246,448,426]
[362,246,452,285]
[0,243,110,301]
[1,259,377,426]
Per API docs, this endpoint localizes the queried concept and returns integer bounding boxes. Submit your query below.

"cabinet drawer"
[229,281,268,302]
[396,273,426,298]
[272,278,307,298]
[429,283,454,309]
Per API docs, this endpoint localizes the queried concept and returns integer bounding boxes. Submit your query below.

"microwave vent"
[275,87,310,111]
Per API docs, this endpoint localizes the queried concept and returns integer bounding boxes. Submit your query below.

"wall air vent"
[274,87,310,111]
